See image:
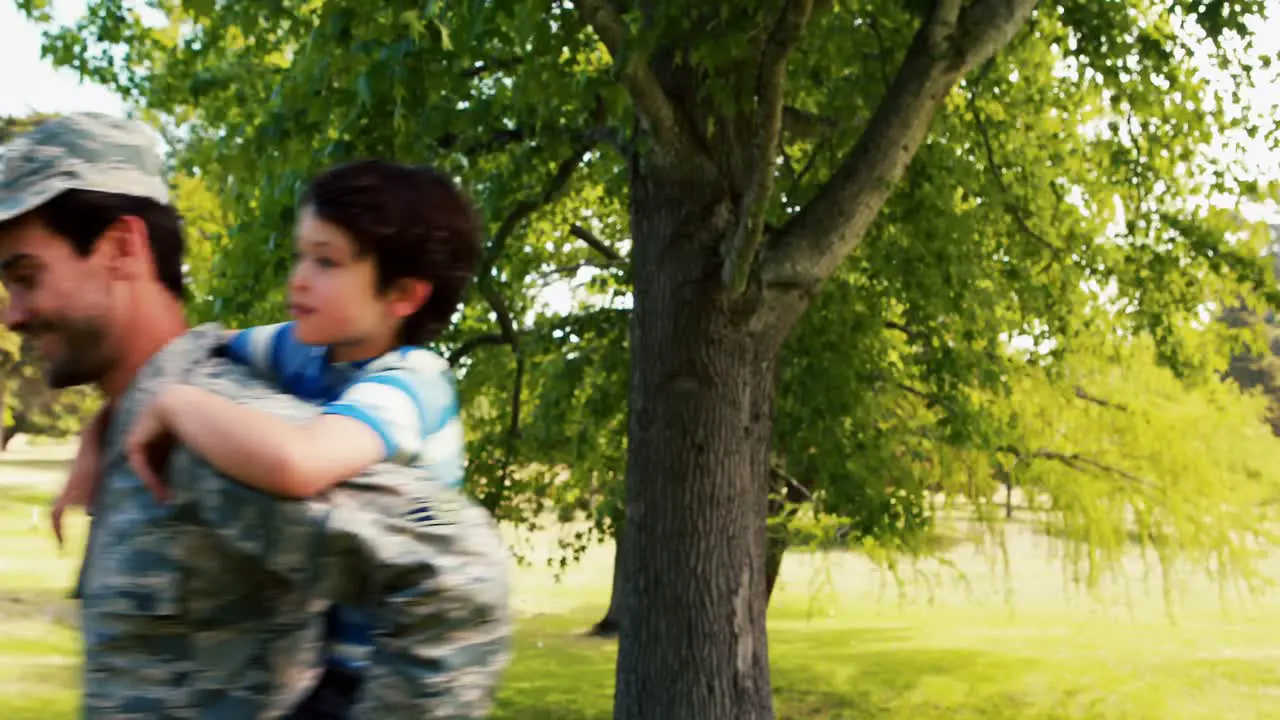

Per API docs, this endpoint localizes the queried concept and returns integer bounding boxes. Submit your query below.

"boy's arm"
[220,323,293,381]
[142,384,386,499]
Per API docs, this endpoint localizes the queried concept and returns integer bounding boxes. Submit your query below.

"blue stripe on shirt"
[356,372,429,435]
[323,402,398,458]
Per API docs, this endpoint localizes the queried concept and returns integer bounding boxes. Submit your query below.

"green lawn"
[2,448,1279,719]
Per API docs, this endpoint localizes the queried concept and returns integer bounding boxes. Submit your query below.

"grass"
[3,446,1280,718]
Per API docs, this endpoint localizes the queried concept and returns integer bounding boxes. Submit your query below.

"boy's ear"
[386,278,433,320]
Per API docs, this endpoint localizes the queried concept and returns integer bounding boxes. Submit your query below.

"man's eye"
[315,257,339,269]
[6,274,36,290]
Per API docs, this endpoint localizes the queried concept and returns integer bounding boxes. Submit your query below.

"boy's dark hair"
[25,189,185,301]
[301,160,482,346]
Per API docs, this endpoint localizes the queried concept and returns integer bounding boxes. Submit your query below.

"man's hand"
[125,394,178,503]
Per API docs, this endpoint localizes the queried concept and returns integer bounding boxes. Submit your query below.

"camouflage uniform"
[0,114,511,719]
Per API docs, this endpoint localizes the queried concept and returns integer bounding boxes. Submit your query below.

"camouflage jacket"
[80,324,511,719]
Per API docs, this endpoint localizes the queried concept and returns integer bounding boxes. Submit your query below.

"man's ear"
[97,216,153,282]
[386,278,433,320]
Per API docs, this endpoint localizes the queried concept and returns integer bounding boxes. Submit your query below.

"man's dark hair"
[301,160,483,346]
[27,189,185,301]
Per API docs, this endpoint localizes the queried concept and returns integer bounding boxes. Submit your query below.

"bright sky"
[0,1,124,118]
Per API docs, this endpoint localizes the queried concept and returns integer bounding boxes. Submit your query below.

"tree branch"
[501,351,526,496]
[478,281,519,349]
[437,127,525,158]
[884,320,914,339]
[761,0,1036,304]
[438,122,629,162]
[578,0,685,151]
[998,444,1154,490]
[570,223,625,263]
[723,0,815,294]
[1027,450,1155,491]
[482,135,599,274]
[534,260,623,284]
[781,106,835,140]
[448,332,510,365]
[461,58,523,79]
[474,274,523,503]
[462,127,604,374]
[896,381,939,408]
[968,81,1061,255]
[954,0,1041,76]
[866,17,892,91]
[769,461,814,503]
[929,0,964,57]
[1073,386,1129,412]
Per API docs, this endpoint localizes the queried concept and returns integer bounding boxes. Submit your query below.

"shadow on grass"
[492,614,618,720]
[0,457,71,475]
[1176,656,1280,691]
[491,614,1041,720]
[0,689,78,720]
[0,484,56,509]
[770,625,1044,719]
[0,588,76,630]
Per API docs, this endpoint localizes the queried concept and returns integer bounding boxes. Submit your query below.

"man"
[0,113,511,718]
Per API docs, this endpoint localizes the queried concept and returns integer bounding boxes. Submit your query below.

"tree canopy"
[18,0,1280,716]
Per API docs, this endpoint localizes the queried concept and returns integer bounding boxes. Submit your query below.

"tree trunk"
[613,165,778,720]
[588,518,624,638]
[763,480,800,607]
[764,527,787,607]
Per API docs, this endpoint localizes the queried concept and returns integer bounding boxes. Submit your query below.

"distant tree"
[1223,226,1280,434]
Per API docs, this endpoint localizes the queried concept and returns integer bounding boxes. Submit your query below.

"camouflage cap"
[0,112,169,223]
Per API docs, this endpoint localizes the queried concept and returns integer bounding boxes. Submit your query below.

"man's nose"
[3,299,30,330]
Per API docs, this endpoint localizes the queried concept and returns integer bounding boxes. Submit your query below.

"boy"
[55,159,483,717]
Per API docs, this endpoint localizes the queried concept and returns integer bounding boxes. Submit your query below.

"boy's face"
[288,206,394,360]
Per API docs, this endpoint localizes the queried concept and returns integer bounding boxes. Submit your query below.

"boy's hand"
[52,409,110,549]
[51,469,96,549]
[125,394,178,502]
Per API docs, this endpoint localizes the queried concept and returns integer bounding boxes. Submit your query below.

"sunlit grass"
[2,448,1278,719]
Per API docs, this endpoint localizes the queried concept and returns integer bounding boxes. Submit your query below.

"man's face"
[0,216,118,389]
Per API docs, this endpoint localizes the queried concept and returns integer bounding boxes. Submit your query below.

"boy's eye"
[291,252,339,269]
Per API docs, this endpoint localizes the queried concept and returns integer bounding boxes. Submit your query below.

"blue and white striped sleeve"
[323,370,423,462]
[324,350,467,485]
[223,322,294,381]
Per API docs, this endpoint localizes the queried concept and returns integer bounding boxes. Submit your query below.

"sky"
[0,1,125,118]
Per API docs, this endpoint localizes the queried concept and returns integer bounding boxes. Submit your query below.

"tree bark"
[588,519,625,638]
[764,525,788,607]
[613,164,778,720]
[591,5,1039,718]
